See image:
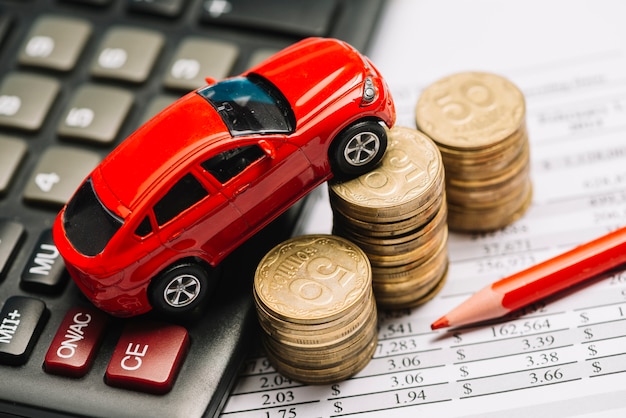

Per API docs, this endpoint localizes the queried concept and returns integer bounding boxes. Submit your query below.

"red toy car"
[53,37,395,317]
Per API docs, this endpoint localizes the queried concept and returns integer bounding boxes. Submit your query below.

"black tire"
[329,120,387,179]
[149,262,215,316]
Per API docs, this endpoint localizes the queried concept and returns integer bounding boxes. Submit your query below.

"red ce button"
[105,321,189,394]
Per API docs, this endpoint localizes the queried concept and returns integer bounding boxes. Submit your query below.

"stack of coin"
[253,234,377,384]
[329,126,448,309]
[415,71,532,232]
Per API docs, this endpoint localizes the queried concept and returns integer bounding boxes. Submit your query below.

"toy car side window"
[153,173,209,226]
[134,216,153,237]
[201,144,265,184]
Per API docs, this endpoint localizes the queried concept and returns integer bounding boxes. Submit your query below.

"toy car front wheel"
[330,120,387,178]
[149,262,215,316]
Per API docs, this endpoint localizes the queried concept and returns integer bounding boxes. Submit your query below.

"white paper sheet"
[221,1,626,416]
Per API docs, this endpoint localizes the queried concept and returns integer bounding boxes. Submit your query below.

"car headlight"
[361,76,377,105]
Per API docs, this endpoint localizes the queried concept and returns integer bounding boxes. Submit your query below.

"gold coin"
[445,150,530,205]
[254,286,371,335]
[254,235,371,324]
[263,322,377,384]
[370,225,448,280]
[364,218,447,268]
[415,71,525,150]
[447,180,532,231]
[435,122,527,161]
[329,126,444,220]
[376,263,449,309]
[265,298,377,356]
[331,189,445,236]
[330,179,444,225]
[257,290,375,348]
[441,131,528,180]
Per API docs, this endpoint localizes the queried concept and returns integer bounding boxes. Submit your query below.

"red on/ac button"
[105,321,189,394]
[44,306,108,377]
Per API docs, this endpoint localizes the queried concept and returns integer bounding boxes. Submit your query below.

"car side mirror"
[258,139,277,159]
[204,76,217,85]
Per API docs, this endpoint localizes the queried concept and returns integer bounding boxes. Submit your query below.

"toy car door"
[202,139,315,232]
[155,169,247,263]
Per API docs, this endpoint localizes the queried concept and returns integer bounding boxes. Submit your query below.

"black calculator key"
[21,229,67,294]
[0,135,27,195]
[247,48,279,68]
[0,73,60,131]
[200,0,339,37]
[128,0,188,18]
[57,84,134,144]
[0,220,24,281]
[23,146,101,206]
[0,296,48,366]
[163,37,239,91]
[90,26,165,83]
[18,15,92,71]
[140,94,178,125]
[0,13,11,47]
[61,0,113,6]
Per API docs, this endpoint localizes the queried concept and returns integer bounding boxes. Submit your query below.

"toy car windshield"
[197,74,295,136]
[63,179,122,257]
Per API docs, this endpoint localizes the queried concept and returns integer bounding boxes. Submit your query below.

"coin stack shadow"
[329,126,448,309]
[253,235,378,384]
[415,71,532,232]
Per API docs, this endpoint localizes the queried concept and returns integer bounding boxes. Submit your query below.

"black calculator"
[0,0,385,416]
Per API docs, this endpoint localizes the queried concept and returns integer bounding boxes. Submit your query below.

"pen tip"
[431,316,449,330]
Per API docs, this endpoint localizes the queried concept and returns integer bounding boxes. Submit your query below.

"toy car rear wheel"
[330,120,387,178]
[149,262,214,316]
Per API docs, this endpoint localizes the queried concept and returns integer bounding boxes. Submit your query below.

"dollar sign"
[334,401,343,413]
[463,383,472,395]
[584,328,594,340]
[588,344,598,356]
[580,312,589,323]
[331,384,341,396]
[457,349,465,361]
[592,361,602,373]
[460,366,469,377]
[453,333,463,343]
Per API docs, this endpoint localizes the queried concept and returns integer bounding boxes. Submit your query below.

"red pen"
[431,225,626,330]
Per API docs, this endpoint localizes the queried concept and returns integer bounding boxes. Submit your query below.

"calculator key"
[0,13,12,47]
[140,94,178,126]
[0,135,27,195]
[0,73,60,131]
[18,15,92,71]
[23,146,101,206]
[0,220,24,281]
[21,229,67,294]
[61,0,112,5]
[57,84,133,144]
[164,37,238,91]
[105,321,189,394]
[0,296,48,366]
[44,306,109,377]
[247,48,279,69]
[128,0,187,18]
[91,27,165,83]
[200,0,338,37]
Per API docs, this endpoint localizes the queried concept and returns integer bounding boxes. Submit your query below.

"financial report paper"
[221,1,626,416]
